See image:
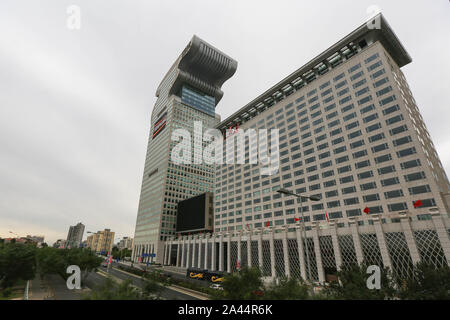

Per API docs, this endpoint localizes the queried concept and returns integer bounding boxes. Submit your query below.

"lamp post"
[277,188,320,284]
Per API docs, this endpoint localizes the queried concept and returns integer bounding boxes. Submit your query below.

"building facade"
[132,36,237,263]
[86,229,115,254]
[118,237,134,250]
[162,14,450,281]
[66,222,85,248]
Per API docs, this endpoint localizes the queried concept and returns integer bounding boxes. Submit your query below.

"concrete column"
[329,222,342,271]
[399,212,421,264]
[227,236,231,273]
[247,233,252,267]
[269,230,275,278]
[372,214,392,270]
[282,228,290,277]
[219,235,224,271]
[204,236,208,269]
[186,237,191,268]
[258,232,263,270]
[212,235,217,271]
[237,233,242,269]
[181,239,186,268]
[295,226,307,280]
[349,218,364,264]
[176,240,181,267]
[168,241,172,266]
[197,237,201,268]
[430,211,450,264]
[312,224,325,283]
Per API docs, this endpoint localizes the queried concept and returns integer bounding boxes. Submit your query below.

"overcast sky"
[0,1,449,245]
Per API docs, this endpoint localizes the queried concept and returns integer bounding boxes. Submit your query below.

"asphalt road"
[84,266,201,300]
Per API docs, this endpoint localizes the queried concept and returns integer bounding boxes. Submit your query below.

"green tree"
[214,267,265,300]
[84,277,142,300]
[0,243,36,289]
[264,277,310,300]
[322,263,395,300]
[394,262,450,300]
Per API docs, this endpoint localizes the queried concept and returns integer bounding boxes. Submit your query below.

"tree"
[394,262,450,300]
[213,267,265,300]
[264,277,310,300]
[84,277,142,300]
[0,243,36,289]
[322,263,395,300]
[36,247,102,285]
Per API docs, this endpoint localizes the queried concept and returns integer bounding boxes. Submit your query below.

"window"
[381,177,400,187]
[378,165,396,175]
[408,185,431,195]
[400,159,421,170]
[387,202,408,212]
[396,147,417,158]
[384,189,404,199]
[360,182,377,191]
[344,197,359,205]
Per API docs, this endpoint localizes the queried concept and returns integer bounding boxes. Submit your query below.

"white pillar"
[186,237,191,268]
[247,234,252,267]
[283,228,290,277]
[295,226,307,280]
[227,236,231,273]
[312,223,325,283]
[168,240,172,266]
[212,235,217,271]
[181,239,186,268]
[258,232,263,270]
[176,240,181,267]
[329,222,342,271]
[430,211,450,264]
[219,235,224,271]
[349,218,364,264]
[398,212,421,264]
[197,237,201,268]
[269,230,275,278]
[372,214,392,270]
[237,233,242,268]
[204,236,208,269]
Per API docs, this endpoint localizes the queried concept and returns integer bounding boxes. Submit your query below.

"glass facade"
[181,85,216,116]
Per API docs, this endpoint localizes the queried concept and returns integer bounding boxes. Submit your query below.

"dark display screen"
[176,193,206,232]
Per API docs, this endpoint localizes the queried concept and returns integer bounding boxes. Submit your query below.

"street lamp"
[277,188,320,284]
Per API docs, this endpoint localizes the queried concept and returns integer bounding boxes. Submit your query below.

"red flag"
[363,206,370,214]
[325,212,329,222]
[294,217,301,222]
[413,200,423,208]
[246,223,250,230]
[266,221,270,227]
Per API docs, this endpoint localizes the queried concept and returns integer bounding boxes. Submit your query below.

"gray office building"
[66,222,85,248]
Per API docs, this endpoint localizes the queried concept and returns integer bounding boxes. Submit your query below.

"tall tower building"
[132,36,237,263]
[66,222,85,248]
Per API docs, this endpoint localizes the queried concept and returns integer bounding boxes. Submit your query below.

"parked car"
[209,283,223,290]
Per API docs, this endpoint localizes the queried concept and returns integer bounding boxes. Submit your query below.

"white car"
[210,284,223,290]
